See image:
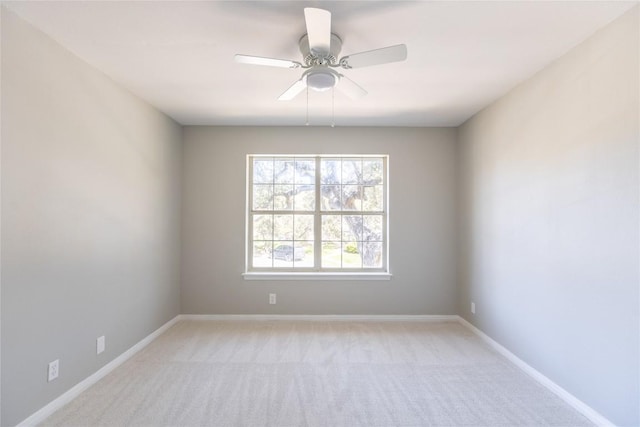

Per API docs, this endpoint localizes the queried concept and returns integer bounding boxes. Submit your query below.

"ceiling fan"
[235,8,407,101]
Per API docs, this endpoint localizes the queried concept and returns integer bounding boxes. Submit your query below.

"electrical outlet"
[48,359,59,382]
[269,293,276,305]
[97,335,106,354]
[471,302,476,314]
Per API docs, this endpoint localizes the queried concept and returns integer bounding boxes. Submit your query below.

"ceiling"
[3,1,636,127]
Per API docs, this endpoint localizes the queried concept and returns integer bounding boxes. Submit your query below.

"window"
[247,155,388,274]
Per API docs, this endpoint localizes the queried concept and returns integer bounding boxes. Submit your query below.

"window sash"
[247,155,388,272]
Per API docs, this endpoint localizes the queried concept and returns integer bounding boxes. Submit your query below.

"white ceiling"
[4,1,636,127]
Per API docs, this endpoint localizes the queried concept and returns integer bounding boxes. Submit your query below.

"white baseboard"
[17,315,181,427]
[456,316,614,427]
[179,314,459,322]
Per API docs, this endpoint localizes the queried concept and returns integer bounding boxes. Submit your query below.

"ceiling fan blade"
[340,44,407,69]
[304,8,331,57]
[235,54,301,69]
[336,75,367,100]
[278,79,307,101]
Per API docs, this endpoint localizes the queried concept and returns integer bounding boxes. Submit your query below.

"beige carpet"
[42,320,592,426]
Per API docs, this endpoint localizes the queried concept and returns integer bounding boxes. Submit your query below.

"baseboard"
[16,315,181,427]
[456,316,614,427]
[179,314,459,322]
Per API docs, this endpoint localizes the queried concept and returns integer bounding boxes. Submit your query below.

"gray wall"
[457,7,639,426]
[181,126,458,315]
[1,9,182,426]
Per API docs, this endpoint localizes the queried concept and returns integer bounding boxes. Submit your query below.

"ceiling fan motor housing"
[299,33,342,66]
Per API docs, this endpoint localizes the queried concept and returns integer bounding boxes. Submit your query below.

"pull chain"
[304,85,337,127]
[305,85,309,126]
[331,86,335,128]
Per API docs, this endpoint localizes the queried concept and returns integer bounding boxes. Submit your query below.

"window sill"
[242,272,392,281]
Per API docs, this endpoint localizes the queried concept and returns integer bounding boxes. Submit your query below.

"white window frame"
[244,155,391,280]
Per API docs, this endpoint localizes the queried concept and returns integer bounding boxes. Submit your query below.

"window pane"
[361,241,383,268]
[294,185,315,211]
[342,242,362,268]
[273,185,294,210]
[252,241,272,267]
[274,158,294,184]
[322,215,341,241]
[363,159,383,184]
[363,186,383,212]
[363,215,383,240]
[273,215,293,240]
[295,159,315,184]
[342,215,362,241]
[342,159,362,184]
[321,185,341,210]
[342,185,361,211]
[253,159,273,184]
[320,159,341,184]
[273,241,294,267]
[322,242,341,268]
[253,185,273,210]
[294,215,314,240]
[293,241,313,268]
[253,215,272,240]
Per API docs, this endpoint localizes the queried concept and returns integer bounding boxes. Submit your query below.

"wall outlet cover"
[48,359,59,382]
[97,335,106,354]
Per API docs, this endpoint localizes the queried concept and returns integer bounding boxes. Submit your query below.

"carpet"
[41,320,592,426]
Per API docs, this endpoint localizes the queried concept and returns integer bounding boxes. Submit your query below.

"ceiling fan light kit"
[305,68,338,92]
[234,7,407,123]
